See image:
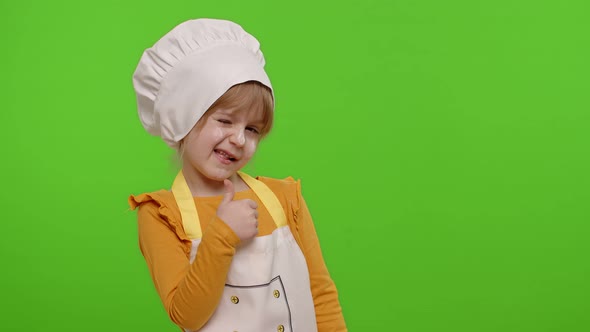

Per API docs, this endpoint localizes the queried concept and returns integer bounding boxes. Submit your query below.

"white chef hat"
[132,18,274,148]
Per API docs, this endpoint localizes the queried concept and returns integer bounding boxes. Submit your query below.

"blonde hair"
[175,81,274,163]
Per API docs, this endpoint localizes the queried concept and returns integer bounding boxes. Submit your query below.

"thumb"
[221,179,235,204]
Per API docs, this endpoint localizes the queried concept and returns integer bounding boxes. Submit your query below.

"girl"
[128,19,347,332]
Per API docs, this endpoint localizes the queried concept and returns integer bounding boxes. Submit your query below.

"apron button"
[277,324,285,332]
[230,295,239,304]
[273,289,280,298]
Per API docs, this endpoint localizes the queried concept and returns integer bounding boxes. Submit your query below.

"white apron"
[172,171,318,332]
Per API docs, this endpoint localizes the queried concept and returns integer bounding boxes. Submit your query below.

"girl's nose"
[229,127,246,146]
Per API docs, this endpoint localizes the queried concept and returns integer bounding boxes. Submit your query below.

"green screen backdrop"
[1,0,589,331]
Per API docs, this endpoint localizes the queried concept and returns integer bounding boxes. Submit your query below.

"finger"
[221,179,235,204]
[246,199,258,209]
[253,210,259,219]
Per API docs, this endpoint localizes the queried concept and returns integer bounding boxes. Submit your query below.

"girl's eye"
[246,127,260,134]
[217,119,231,124]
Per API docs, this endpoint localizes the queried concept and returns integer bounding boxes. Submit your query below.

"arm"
[137,201,240,331]
[294,183,348,332]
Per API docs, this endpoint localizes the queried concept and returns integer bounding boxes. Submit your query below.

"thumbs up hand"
[216,179,259,241]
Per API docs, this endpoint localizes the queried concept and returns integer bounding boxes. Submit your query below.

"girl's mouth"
[215,149,237,162]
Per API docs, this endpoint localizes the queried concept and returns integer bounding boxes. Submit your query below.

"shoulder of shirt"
[255,175,299,189]
[128,189,176,211]
[255,175,303,201]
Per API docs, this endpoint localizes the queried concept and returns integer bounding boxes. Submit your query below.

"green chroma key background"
[1,0,589,331]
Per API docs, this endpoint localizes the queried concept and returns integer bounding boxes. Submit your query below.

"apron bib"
[172,171,318,332]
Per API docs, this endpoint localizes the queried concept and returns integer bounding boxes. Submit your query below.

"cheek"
[196,126,226,148]
[244,138,259,156]
[212,127,226,141]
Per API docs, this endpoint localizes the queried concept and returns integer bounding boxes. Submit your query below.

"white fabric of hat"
[132,18,274,148]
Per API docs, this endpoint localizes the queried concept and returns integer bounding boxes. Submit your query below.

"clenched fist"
[216,179,259,241]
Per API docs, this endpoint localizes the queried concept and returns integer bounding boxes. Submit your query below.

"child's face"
[182,106,265,182]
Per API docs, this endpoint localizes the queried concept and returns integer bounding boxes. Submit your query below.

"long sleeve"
[135,198,240,331]
[292,182,348,332]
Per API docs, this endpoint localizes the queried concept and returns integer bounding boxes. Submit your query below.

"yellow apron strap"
[172,171,202,239]
[171,170,287,240]
[237,171,287,228]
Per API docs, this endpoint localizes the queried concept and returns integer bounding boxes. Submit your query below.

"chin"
[206,169,237,181]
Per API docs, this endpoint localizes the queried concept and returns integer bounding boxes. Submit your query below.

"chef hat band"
[132,19,273,148]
